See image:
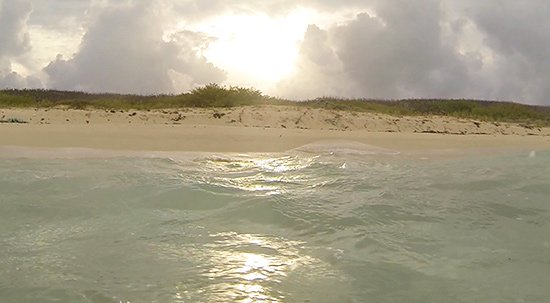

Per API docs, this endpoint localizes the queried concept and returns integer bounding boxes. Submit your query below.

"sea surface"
[1,143,549,303]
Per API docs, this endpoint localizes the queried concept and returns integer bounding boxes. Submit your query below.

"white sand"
[1,106,549,153]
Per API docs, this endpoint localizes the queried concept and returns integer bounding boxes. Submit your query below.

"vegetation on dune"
[182,84,273,107]
[304,97,550,126]
[1,84,549,126]
[0,84,280,110]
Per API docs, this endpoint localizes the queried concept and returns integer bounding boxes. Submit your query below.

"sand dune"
[1,106,550,152]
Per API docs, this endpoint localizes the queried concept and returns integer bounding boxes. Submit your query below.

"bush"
[181,84,266,107]
[1,87,549,126]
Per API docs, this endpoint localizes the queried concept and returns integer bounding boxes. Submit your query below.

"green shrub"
[1,87,549,126]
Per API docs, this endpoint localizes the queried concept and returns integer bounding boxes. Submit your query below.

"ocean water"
[1,144,549,303]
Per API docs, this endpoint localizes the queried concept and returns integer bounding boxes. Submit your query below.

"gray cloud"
[43,1,226,94]
[0,68,41,89]
[28,0,90,29]
[277,25,353,99]
[172,0,372,18]
[0,57,24,88]
[29,0,92,32]
[172,0,311,21]
[333,0,470,98]
[280,0,471,100]
[2,0,550,104]
[278,0,550,104]
[460,1,550,104]
[0,0,31,56]
[0,0,43,89]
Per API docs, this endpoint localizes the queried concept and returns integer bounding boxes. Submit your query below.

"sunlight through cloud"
[191,9,314,87]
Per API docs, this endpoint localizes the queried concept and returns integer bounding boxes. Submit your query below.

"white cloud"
[43,0,226,94]
[0,0,31,57]
[1,0,550,104]
[280,0,471,100]
[458,0,550,104]
[0,0,43,89]
[276,25,353,99]
[279,0,550,104]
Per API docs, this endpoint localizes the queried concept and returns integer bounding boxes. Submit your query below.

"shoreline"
[2,124,550,153]
[1,106,550,154]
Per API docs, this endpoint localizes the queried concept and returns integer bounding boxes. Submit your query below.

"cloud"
[280,0,471,100]
[277,25,353,99]
[0,0,43,89]
[175,0,374,16]
[0,66,41,89]
[458,1,550,104]
[277,0,550,104]
[28,0,90,28]
[0,0,32,57]
[2,0,550,104]
[172,0,309,21]
[43,0,226,94]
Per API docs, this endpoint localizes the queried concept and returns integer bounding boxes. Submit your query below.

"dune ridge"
[1,106,550,153]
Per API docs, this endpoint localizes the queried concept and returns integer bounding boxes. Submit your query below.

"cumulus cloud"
[28,0,90,28]
[0,0,42,89]
[280,0,469,99]
[277,25,353,99]
[335,0,470,98]
[172,0,312,21]
[172,0,372,20]
[43,1,226,94]
[459,1,550,104]
[0,0,31,56]
[279,0,550,104]
[0,65,41,89]
[3,0,550,104]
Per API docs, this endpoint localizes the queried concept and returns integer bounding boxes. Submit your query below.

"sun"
[192,9,314,88]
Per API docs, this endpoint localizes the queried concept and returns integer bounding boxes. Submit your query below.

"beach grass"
[304,98,550,126]
[0,84,277,110]
[1,84,549,126]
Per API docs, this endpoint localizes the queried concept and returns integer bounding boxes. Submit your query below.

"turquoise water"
[1,145,549,302]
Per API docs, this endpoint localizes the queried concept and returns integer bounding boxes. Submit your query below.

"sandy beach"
[1,106,550,153]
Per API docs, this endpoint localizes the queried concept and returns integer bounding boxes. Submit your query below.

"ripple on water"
[1,149,550,302]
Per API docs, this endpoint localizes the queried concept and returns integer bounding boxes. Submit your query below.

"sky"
[0,0,549,105]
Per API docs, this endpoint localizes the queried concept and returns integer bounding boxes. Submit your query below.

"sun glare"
[192,9,314,88]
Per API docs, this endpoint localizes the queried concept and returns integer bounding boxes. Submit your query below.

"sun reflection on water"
[162,154,347,301]
[174,154,329,197]
[166,232,312,302]
[204,234,295,302]
[225,251,284,302]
